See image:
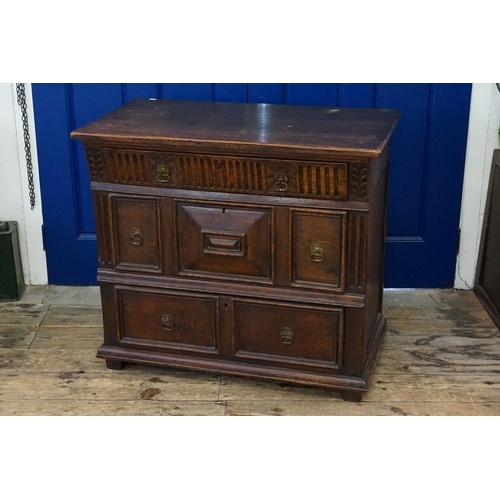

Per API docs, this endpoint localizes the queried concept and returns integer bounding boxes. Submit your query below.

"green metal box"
[0,221,26,301]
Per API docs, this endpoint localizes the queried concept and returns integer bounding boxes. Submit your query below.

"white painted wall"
[0,83,497,288]
[0,83,47,285]
[455,83,500,289]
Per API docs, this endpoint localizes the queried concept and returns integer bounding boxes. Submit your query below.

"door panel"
[32,83,472,286]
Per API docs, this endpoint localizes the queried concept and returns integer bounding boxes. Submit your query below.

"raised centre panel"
[175,200,274,284]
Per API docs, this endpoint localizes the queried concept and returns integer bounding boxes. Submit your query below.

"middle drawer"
[175,200,274,284]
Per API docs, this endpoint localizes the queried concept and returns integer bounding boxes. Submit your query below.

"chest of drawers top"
[71,98,400,160]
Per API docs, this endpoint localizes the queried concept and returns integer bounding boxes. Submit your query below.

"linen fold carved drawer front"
[72,98,400,402]
[100,148,349,200]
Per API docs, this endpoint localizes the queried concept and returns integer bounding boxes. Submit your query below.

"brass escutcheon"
[273,171,289,192]
[162,314,174,331]
[311,243,324,262]
[156,163,170,183]
[280,326,293,345]
[130,227,143,246]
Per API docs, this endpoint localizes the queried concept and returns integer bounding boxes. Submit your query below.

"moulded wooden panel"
[290,208,347,291]
[116,287,218,353]
[176,200,274,283]
[110,195,162,273]
[233,298,344,370]
[475,150,500,329]
[92,191,112,267]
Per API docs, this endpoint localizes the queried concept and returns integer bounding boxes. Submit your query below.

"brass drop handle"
[280,326,293,345]
[311,243,324,262]
[130,227,143,246]
[156,163,170,183]
[273,172,289,192]
[162,314,174,331]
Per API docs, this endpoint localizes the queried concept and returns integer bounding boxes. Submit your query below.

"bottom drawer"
[116,287,218,353]
[233,298,344,370]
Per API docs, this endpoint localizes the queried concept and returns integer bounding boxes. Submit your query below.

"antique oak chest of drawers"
[71,99,400,401]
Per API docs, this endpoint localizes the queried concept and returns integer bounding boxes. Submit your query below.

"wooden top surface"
[71,98,400,158]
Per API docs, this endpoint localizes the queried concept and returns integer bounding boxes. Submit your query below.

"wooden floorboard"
[0,286,499,416]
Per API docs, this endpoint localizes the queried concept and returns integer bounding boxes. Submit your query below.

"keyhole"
[224,303,228,310]
[222,208,226,214]
[217,163,223,169]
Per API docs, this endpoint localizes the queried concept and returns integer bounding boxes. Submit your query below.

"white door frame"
[455,83,500,289]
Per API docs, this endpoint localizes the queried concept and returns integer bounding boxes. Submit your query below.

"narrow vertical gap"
[156,83,163,99]
[141,154,148,184]
[236,161,242,190]
[316,166,321,196]
[132,154,140,183]
[178,156,185,186]
[109,152,116,181]
[117,153,124,181]
[121,84,127,104]
[242,162,249,191]
[325,167,330,197]
[214,158,221,189]
[221,159,228,189]
[417,84,434,239]
[257,163,263,191]
[200,158,208,187]
[125,153,132,182]
[250,162,255,191]
[334,168,339,198]
[186,157,198,187]
[307,165,312,195]
[373,83,379,108]
[228,160,234,190]
[210,158,216,188]
[65,83,83,238]
[186,157,192,187]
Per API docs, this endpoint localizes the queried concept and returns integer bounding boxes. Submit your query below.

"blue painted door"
[32,83,472,287]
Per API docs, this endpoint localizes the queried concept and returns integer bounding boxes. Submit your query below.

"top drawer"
[86,147,355,201]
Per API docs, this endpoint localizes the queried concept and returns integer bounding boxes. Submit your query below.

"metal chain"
[16,84,36,210]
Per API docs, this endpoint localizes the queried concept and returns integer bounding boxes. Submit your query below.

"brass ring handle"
[130,227,143,246]
[280,326,293,345]
[156,163,170,183]
[162,314,174,331]
[311,243,324,262]
[273,172,289,192]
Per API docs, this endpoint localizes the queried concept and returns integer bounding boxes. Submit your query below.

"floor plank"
[0,303,48,326]
[0,399,226,416]
[0,371,221,402]
[0,349,29,372]
[30,327,103,350]
[41,306,103,328]
[225,400,500,416]
[0,325,39,349]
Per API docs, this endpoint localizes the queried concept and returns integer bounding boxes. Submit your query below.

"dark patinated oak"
[71,99,400,402]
